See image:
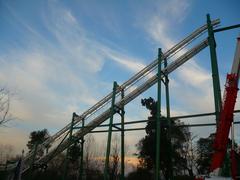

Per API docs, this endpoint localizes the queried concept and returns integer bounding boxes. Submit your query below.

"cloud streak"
[1,0,238,154]
[0,1,148,153]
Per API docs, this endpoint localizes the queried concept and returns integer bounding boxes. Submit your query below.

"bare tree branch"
[0,88,13,126]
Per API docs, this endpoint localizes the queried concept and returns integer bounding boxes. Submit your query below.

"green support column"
[120,89,125,180]
[63,113,75,180]
[164,58,173,180]
[29,142,38,179]
[156,48,162,180]
[206,14,222,125]
[104,81,118,180]
[79,118,85,180]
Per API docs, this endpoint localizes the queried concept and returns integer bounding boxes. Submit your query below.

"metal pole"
[213,24,240,33]
[207,14,222,126]
[104,81,118,180]
[87,121,240,133]
[120,89,125,180]
[79,118,85,180]
[63,113,75,180]
[156,48,162,180]
[164,58,173,180]
[29,142,38,179]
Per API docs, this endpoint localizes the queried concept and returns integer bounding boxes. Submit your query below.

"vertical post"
[79,118,85,180]
[206,14,222,125]
[120,89,125,180]
[29,142,38,179]
[104,81,118,180]
[63,113,75,180]
[156,48,162,180]
[164,58,173,180]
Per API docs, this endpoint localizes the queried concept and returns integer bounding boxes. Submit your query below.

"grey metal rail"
[18,20,220,171]
[231,36,240,79]
[24,20,220,159]
[20,38,209,172]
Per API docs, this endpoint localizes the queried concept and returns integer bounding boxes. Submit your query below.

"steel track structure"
[4,15,240,180]
[14,19,220,174]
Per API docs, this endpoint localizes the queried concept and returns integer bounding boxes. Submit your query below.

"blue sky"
[0,0,239,154]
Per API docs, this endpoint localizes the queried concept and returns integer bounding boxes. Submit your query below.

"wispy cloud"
[138,0,192,50]
[0,1,148,152]
[1,0,238,154]
[134,0,222,141]
[138,0,214,111]
[43,2,147,74]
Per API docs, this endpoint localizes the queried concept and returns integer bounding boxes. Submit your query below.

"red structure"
[210,74,239,171]
[210,37,240,180]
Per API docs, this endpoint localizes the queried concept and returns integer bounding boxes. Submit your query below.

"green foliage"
[220,152,230,177]
[173,175,195,180]
[137,97,190,178]
[126,168,153,180]
[84,168,104,180]
[195,133,215,174]
[29,170,63,180]
[195,133,236,175]
[68,143,81,162]
[26,129,50,153]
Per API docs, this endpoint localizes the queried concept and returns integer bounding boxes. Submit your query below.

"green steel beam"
[104,81,118,180]
[207,14,222,126]
[46,130,70,163]
[79,118,85,180]
[164,58,173,180]
[120,89,125,180]
[156,48,162,180]
[29,142,38,179]
[171,110,237,119]
[113,124,122,131]
[213,24,240,33]
[73,110,240,130]
[63,113,75,180]
[89,121,240,133]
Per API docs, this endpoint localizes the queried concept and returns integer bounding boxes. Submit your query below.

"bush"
[126,168,153,180]
[173,175,194,180]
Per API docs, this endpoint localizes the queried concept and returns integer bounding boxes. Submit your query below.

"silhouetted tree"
[82,134,104,179]
[68,143,81,162]
[126,168,153,180]
[183,132,198,176]
[195,133,215,174]
[136,97,190,179]
[27,129,50,156]
[195,133,236,176]
[110,135,120,179]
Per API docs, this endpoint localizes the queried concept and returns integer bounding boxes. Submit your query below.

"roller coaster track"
[11,19,221,173]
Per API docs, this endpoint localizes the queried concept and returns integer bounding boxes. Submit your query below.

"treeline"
[1,97,240,180]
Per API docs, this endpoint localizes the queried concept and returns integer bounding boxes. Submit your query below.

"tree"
[195,133,215,174]
[68,143,81,162]
[183,133,198,176]
[0,144,14,164]
[110,134,120,179]
[195,133,236,176]
[83,134,104,179]
[126,168,153,180]
[136,97,190,179]
[26,129,50,156]
[27,153,66,180]
[84,134,97,172]
[0,88,12,126]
